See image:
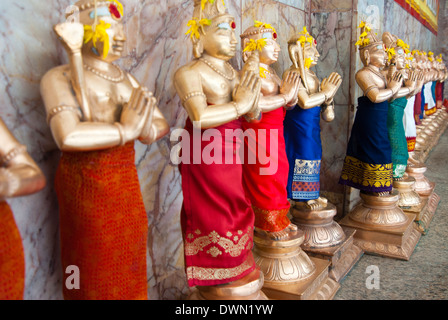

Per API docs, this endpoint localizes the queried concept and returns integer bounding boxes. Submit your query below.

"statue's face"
[395,48,406,70]
[80,7,126,62]
[368,43,387,68]
[260,38,280,65]
[202,15,238,61]
[303,42,320,67]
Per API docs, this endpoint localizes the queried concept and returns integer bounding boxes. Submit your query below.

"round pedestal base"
[349,190,408,228]
[253,230,316,285]
[290,202,346,249]
[393,176,421,208]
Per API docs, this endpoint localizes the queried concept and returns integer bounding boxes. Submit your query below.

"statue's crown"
[193,0,228,21]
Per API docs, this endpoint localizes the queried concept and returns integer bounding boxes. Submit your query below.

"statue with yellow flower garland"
[40,0,169,299]
[236,22,341,300]
[338,22,421,261]
[239,21,300,241]
[280,27,362,283]
[283,27,342,211]
[174,0,268,300]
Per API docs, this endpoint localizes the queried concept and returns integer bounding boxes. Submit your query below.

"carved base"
[290,202,346,249]
[339,212,421,260]
[393,176,422,210]
[188,268,269,300]
[252,231,339,300]
[411,192,440,235]
[303,229,364,283]
[348,190,409,228]
[289,202,363,282]
[406,164,435,197]
[339,191,421,260]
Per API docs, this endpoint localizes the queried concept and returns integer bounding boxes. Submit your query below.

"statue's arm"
[0,118,46,198]
[258,71,300,112]
[174,66,240,129]
[356,70,399,103]
[295,80,326,110]
[40,67,122,152]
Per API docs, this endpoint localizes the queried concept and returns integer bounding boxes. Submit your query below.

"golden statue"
[0,118,46,299]
[240,21,300,241]
[338,22,421,261]
[40,0,169,300]
[242,26,341,299]
[339,23,403,196]
[173,0,266,300]
[284,27,342,211]
[283,27,361,283]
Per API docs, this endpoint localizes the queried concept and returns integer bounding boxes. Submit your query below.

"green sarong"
[387,96,409,179]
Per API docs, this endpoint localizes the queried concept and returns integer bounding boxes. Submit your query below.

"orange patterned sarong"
[0,201,25,300]
[55,142,148,300]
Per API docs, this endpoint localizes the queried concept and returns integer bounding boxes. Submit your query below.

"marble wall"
[0,0,445,300]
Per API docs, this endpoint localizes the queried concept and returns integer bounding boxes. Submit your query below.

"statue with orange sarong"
[0,118,46,300]
[40,0,169,299]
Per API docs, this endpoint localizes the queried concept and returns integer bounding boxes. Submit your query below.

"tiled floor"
[334,129,448,300]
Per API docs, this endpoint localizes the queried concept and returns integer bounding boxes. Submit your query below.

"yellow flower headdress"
[436,54,443,63]
[187,0,229,40]
[185,18,212,39]
[355,21,372,47]
[428,51,434,62]
[396,38,410,54]
[294,27,316,70]
[297,26,315,47]
[243,38,267,52]
[254,20,277,35]
[82,0,124,59]
[84,20,111,59]
[386,47,396,62]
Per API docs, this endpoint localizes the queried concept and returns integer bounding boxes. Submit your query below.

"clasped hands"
[118,86,156,144]
[320,72,342,105]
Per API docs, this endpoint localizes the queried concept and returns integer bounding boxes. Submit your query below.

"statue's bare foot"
[294,197,327,211]
[254,223,298,241]
[362,191,391,197]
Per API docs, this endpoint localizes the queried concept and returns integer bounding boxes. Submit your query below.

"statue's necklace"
[366,66,386,83]
[199,58,236,81]
[84,63,125,83]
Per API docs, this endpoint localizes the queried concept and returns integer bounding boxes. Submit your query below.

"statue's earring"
[193,39,204,59]
[364,50,370,65]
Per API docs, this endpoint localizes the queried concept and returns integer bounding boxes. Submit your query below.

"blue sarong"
[339,96,393,193]
[284,105,322,201]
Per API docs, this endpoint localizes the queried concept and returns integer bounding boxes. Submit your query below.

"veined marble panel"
[273,0,306,11]
[310,0,353,12]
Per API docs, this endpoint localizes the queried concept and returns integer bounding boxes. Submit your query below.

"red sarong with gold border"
[179,118,256,287]
[0,201,25,300]
[242,108,290,232]
[55,142,148,300]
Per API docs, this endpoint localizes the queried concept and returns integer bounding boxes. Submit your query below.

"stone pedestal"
[339,190,421,261]
[252,230,339,300]
[412,191,440,235]
[289,203,363,282]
